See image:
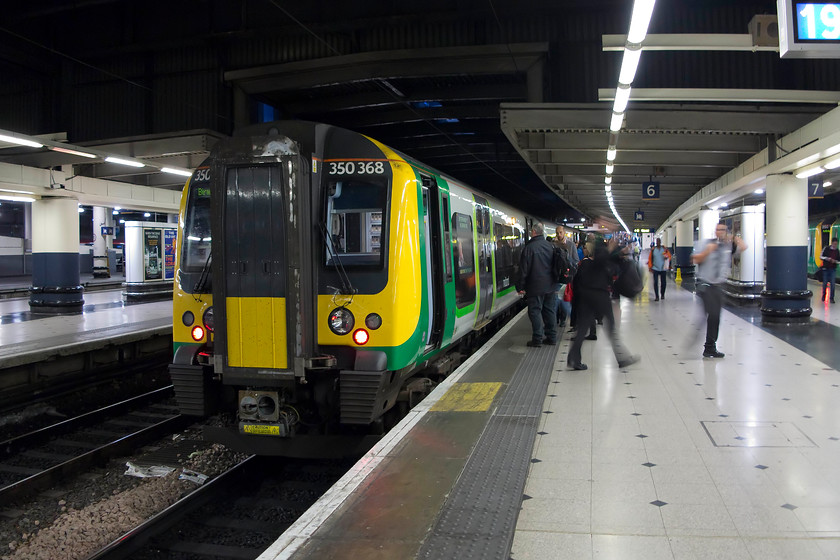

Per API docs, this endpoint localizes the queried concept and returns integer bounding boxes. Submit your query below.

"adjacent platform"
[261,274,840,560]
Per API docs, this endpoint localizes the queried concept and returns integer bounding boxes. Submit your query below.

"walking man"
[648,238,671,301]
[692,222,747,358]
[516,223,558,347]
[821,237,839,303]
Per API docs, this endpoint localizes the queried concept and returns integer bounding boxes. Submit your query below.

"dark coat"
[573,241,620,293]
[516,234,555,296]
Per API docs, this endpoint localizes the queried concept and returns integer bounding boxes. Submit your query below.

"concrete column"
[675,219,695,285]
[30,197,83,314]
[92,206,110,278]
[761,174,811,321]
[698,209,720,241]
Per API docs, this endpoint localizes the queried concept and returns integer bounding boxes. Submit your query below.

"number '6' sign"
[642,181,660,200]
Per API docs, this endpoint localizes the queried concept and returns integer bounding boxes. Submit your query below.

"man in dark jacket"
[516,223,558,347]
[821,237,839,303]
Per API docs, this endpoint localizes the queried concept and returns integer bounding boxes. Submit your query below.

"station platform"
[0,286,171,401]
[261,276,840,560]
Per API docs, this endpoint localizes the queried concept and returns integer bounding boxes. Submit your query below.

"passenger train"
[808,216,840,279]
[169,121,549,456]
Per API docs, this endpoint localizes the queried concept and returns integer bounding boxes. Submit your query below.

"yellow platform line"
[430,382,503,412]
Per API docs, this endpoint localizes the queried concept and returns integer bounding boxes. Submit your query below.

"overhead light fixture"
[609,112,624,132]
[0,195,36,203]
[0,134,43,148]
[161,167,193,177]
[823,157,840,170]
[105,156,145,168]
[50,146,97,158]
[607,147,617,161]
[795,166,824,179]
[144,212,151,217]
[613,85,632,113]
[754,188,764,194]
[719,202,728,207]
[627,0,657,44]
[618,47,642,85]
[605,185,612,192]
[0,188,35,195]
[824,181,833,187]
[605,177,612,184]
[606,163,614,174]
[112,210,119,215]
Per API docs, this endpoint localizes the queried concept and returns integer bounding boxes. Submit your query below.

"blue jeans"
[652,270,667,299]
[527,292,558,342]
[823,268,836,301]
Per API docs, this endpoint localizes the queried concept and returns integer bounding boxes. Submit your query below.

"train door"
[421,175,445,349]
[220,164,290,370]
[474,196,494,326]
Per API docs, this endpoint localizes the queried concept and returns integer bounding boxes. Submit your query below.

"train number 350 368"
[328,161,386,175]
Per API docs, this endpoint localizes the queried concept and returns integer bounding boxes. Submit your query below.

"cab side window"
[452,212,476,308]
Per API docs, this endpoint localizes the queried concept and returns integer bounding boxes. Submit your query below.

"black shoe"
[703,349,725,358]
[661,295,665,300]
[618,355,640,368]
[526,340,542,347]
[832,299,836,304]
[596,319,603,325]
[544,339,557,346]
[567,362,588,370]
[585,334,597,340]
[654,296,659,301]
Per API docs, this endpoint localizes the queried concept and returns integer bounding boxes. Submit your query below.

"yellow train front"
[170,121,526,457]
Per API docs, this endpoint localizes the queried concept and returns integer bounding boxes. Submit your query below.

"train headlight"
[328,307,355,335]
[191,325,205,341]
[203,306,214,331]
[182,311,195,326]
[352,329,370,345]
[365,313,382,330]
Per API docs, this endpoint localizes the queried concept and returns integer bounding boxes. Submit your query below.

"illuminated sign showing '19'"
[796,3,840,41]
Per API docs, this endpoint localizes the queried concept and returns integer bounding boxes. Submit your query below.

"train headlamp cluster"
[328,307,355,335]
[191,325,205,341]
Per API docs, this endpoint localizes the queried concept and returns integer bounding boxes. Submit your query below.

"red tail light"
[352,329,369,345]
[191,325,205,341]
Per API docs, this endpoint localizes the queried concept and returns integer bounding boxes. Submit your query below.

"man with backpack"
[554,226,579,327]
[516,223,558,347]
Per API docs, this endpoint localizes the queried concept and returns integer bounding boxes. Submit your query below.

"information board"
[779,1,840,57]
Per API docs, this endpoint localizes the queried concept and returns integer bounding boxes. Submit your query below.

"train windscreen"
[325,179,387,267]
[182,175,212,272]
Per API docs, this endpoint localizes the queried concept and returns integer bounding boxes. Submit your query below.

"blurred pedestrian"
[648,238,671,301]
[820,237,839,303]
[566,238,640,370]
[516,223,558,347]
[692,222,747,358]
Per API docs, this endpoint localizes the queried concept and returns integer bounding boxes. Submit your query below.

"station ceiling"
[1,1,840,231]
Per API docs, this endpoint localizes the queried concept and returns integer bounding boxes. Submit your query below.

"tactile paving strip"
[417,343,557,559]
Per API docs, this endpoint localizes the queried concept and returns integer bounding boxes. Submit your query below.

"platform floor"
[266,273,840,560]
[0,288,171,367]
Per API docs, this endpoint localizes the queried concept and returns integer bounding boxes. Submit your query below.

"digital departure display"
[794,3,840,41]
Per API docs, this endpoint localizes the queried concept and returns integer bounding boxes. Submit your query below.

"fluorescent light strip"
[0,134,43,148]
[613,85,632,113]
[609,112,624,132]
[823,157,840,170]
[618,47,642,85]
[606,163,614,174]
[50,146,97,158]
[105,156,145,168]
[627,0,657,43]
[161,167,193,177]
[0,195,36,203]
[795,167,824,179]
[607,147,617,161]
[605,177,612,184]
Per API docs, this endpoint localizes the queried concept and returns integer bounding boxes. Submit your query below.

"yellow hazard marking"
[242,424,281,436]
[430,382,502,412]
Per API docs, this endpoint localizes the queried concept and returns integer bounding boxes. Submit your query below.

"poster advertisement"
[164,229,177,280]
[143,228,162,281]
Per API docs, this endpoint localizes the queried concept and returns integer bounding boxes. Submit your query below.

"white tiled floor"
[512,280,840,559]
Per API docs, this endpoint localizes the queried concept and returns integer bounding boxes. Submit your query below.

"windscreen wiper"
[194,253,212,294]
[319,222,355,295]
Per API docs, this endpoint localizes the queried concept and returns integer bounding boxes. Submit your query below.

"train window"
[325,180,387,267]
[452,212,476,308]
[182,180,212,272]
[442,196,453,283]
[494,222,515,292]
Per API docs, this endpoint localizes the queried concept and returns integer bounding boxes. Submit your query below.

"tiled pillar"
[761,173,811,321]
[30,197,83,314]
[92,206,110,278]
[675,219,695,286]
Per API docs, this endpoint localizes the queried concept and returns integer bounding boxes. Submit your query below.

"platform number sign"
[634,211,644,221]
[809,177,825,198]
[779,1,840,58]
[642,181,660,200]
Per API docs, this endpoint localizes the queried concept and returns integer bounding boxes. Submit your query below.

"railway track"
[0,386,191,506]
[89,456,351,560]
